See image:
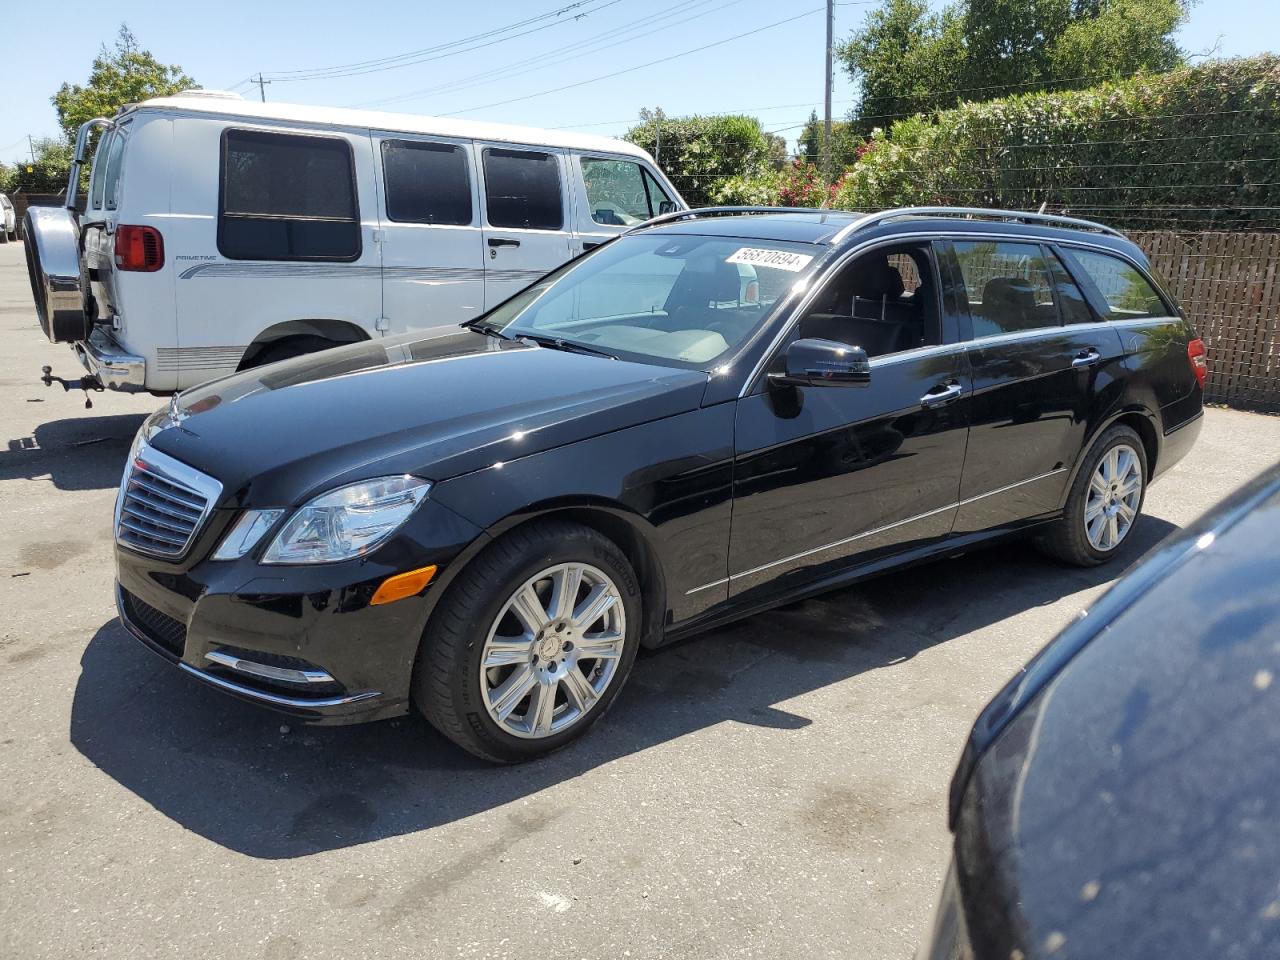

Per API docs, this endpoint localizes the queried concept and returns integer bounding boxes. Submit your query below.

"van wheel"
[246,335,338,369]
[1038,425,1147,567]
[414,521,642,763]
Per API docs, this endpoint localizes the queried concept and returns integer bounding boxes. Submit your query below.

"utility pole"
[27,134,36,165]
[252,74,271,102]
[823,0,834,190]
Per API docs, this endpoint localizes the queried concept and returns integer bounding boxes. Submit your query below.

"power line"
[353,0,744,110]
[263,0,624,83]
[442,7,827,117]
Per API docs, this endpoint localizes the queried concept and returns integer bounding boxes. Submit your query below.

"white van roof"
[132,94,652,159]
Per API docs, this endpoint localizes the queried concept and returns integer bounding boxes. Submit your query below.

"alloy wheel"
[1085,443,1143,552]
[479,562,626,739]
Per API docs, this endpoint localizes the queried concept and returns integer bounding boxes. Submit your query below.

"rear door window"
[482,148,563,231]
[952,240,1059,337]
[89,130,115,210]
[381,139,472,225]
[219,129,360,261]
[1046,249,1095,325]
[102,126,130,211]
[1061,248,1169,320]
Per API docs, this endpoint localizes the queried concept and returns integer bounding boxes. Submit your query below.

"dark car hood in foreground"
[955,465,1280,960]
[147,328,709,506]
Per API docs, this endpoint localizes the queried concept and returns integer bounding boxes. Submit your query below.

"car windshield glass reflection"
[479,234,820,368]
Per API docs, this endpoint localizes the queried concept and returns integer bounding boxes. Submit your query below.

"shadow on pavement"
[0,413,148,490]
[70,516,1177,859]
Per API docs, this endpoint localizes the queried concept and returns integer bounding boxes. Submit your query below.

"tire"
[414,520,643,762]
[1037,424,1148,567]
[247,334,339,369]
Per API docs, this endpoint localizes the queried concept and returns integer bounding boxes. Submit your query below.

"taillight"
[744,280,759,305]
[1187,338,1208,389]
[114,225,164,272]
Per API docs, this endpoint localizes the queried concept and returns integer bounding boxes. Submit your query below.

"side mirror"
[657,200,679,215]
[770,338,871,388]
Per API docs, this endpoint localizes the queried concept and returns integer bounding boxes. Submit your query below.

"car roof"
[127,93,654,160]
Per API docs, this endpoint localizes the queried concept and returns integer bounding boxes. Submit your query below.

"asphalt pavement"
[1,240,1278,959]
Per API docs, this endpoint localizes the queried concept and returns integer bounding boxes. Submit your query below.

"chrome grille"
[115,441,221,559]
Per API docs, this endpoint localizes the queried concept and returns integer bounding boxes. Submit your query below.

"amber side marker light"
[370,565,438,606]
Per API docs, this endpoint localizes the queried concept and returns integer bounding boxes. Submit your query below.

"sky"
[2,0,1276,167]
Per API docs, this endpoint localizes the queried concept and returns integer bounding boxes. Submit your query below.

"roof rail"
[626,205,856,234]
[832,206,1125,244]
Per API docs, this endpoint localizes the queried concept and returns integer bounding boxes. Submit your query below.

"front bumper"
[113,498,486,725]
[75,327,146,392]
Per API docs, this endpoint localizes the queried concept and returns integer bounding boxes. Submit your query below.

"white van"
[25,91,684,395]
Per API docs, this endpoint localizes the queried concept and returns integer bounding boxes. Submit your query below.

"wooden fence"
[1133,231,1280,413]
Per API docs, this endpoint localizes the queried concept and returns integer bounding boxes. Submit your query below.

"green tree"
[625,113,780,206]
[52,25,196,141]
[839,0,1192,131]
[799,110,864,169]
[8,139,76,193]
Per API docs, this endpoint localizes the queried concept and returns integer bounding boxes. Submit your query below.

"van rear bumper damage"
[74,327,146,391]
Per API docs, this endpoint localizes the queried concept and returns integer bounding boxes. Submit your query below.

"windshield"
[477,234,821,368]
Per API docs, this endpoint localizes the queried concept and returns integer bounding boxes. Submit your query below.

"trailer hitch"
[41,366,105,409]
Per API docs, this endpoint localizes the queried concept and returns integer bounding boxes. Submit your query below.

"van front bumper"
[75,327,146,392]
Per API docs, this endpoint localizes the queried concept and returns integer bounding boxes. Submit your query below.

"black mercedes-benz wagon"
[114,206,1206,760]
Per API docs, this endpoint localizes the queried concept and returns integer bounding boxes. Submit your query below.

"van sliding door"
[374,133,486,332]
[475,144,574,309]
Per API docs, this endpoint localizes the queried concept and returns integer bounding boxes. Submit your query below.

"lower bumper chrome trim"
[178,662,381,709]
[204,649,336,685]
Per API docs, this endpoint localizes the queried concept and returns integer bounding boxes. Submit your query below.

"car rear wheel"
[1038,424,1148,566]
[413,521,642,762]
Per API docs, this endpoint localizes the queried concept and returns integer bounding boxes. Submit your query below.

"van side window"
[482,148,562,231]
[219,129,360,261]
[102,128,129,211]
[581,158,669,226]
[381,140,472,226]
[796,242,941,358]
[89,131,114,210]
[952,240,1058,337]
[1062,248,1169,320]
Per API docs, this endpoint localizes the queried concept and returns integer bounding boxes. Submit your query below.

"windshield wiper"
[515,333,618,361]
[462,318,514,340]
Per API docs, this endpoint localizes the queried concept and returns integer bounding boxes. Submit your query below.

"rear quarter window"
[218,128,360,261]
[1064,248,1169,321]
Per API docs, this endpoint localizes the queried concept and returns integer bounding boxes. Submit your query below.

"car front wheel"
[1038,424,1148,566]
[414,521,642,762]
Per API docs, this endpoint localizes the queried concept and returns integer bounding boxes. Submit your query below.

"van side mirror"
[770,338,871,388]
[657,200,678,215]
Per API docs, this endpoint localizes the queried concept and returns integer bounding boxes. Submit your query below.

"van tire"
[246,335,339,369]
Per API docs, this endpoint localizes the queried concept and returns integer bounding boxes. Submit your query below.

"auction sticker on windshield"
[726,247,814,272]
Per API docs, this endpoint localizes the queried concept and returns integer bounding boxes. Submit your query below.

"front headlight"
[262,475,431,564]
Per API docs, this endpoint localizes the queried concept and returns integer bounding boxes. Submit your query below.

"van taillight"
[744,280,759,304]
[1188,338,1208,389]
[114,225,164,272]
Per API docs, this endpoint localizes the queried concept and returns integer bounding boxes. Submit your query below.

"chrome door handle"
[1072,348,1102,368]
[921,381,963,409]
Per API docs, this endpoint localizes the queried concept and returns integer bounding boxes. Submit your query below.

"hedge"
[831,56,1280,230]
[625,115,785,207]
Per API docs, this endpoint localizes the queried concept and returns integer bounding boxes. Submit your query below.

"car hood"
[146,328,709,506]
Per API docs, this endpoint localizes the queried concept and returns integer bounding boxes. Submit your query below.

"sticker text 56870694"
[725,247,815,273]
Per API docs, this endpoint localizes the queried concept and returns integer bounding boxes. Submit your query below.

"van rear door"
[475,143,574,308]
[374,133,485,332]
